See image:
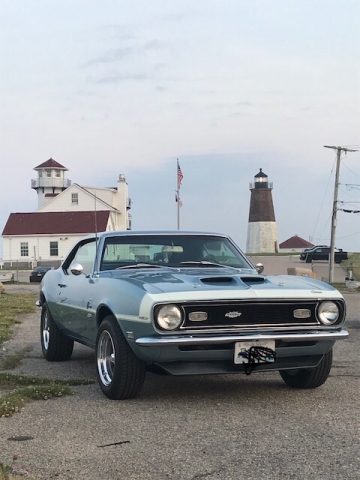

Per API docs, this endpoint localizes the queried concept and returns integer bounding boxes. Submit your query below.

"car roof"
[83,230,231,240]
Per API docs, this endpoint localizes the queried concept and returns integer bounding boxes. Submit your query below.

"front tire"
[96,316,146,400]
[279,350,333,389]
[40,303,74,361]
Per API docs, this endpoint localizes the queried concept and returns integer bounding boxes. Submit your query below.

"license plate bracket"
[234,340,276,365]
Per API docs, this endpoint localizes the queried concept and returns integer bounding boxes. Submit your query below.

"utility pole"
[324,146,358,283]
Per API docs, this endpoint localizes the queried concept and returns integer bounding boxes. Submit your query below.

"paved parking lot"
[0,254,350,285]
[0,258,359,479]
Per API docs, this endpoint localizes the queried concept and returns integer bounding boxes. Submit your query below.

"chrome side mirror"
[70,263,84,276]
[255,263,264,274]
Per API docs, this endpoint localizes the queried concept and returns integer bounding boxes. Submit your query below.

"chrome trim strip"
[180,321,320,330]
[136,329,349,347]
[170,324,345,335]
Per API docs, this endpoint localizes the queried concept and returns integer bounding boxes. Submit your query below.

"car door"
[56,239,98,342]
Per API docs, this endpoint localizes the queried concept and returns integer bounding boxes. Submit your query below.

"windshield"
[100,234,253,271]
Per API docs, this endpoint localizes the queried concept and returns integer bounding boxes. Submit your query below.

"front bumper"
[136,329,349,347]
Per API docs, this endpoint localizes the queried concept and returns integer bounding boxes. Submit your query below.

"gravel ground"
[0,269,359,479]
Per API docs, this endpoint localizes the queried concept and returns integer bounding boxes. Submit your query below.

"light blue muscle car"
[37,231,348,400]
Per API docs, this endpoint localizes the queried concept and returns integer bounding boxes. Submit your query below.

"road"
[0,262,359,479]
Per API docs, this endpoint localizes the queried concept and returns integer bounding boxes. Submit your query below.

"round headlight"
[156,304,182,330]
[318,301,340,325]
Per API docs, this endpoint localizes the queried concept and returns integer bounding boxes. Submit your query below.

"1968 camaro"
[37,231,348,400]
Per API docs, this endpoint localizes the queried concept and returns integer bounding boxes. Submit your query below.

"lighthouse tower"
[31,158,71,208]
[246,168,278,254]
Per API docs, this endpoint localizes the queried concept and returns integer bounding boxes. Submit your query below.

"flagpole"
[177,163,180,230]
[176,159,183,230]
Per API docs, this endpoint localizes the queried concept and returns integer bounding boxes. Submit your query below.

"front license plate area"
[234,340,276,365]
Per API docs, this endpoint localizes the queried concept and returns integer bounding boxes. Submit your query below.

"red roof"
[2,211,110,235]
[34,158,68,170]
[279,235,314,249]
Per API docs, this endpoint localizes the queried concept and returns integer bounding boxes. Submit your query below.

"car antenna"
[94,191,98,243]
[94,192,99,272]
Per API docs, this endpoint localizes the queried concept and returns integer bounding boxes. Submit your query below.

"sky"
[1,0,360,257]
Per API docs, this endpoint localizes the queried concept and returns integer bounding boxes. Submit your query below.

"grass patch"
[0,373,93,417]
[342,253,360,281]
[0,294,37,345]
[0,346,33,371]
[0,384,73,417]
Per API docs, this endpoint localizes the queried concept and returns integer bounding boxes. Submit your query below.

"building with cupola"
[246,168,279,254]
[1,158,132,266]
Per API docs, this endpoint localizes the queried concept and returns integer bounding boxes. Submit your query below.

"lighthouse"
[31,158,71,208]
[246,168,278,254]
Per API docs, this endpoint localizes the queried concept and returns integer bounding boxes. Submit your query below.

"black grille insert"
[182,300,319,329]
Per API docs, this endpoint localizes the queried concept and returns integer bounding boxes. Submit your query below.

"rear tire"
[96,316,146,400]
[279,350,333,389]
[40,303,74,361]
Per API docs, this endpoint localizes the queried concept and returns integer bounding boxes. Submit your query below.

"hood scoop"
[240,276,266,284]
[200,276,236,285]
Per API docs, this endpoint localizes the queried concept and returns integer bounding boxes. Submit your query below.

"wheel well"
[39,291,46,304]
[97,306,114,328]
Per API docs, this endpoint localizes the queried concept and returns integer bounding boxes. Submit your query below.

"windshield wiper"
[116,263,175,270]
[179,261,231,268]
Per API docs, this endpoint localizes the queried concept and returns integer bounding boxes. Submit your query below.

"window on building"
[71,193,78,205]
[20,242,29,257]
[46,171,51,177]
[50,241,58,256]
[55,170,61,177]
[39,171,43,177]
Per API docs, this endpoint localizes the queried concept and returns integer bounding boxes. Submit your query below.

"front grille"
[181,300,319,329]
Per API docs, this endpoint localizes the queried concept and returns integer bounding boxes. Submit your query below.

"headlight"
[317,301,340,325]
[156,304,183,330]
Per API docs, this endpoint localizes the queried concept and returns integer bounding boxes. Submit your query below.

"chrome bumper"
[135,329,349,347]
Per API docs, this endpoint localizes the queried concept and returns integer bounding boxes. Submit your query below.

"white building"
[1,158,131,266]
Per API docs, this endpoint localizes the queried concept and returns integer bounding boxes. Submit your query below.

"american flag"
[175,193,183,208]
[177,160,183,188]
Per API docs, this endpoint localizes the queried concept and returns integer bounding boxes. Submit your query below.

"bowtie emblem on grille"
[225,311,242,319]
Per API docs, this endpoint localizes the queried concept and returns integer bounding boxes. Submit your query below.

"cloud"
[96,73,148,84]
[85,47,135,66]
[85,41,165,67]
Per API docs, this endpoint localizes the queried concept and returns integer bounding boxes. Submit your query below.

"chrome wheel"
[40,303,74,361]
[97,330,116,386]
[95,316,146,399]
[42,311,50,350]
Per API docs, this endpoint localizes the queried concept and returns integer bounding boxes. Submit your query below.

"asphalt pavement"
[0,258,359,479]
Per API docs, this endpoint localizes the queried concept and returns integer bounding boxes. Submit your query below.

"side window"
[71,240,97,275]
[71,193,79,205]
[50,241,58,256]
[20,242,29,257]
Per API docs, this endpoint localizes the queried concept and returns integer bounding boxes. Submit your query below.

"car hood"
[114,267,342,300]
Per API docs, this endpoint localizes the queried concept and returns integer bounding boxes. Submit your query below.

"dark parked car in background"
[300,246,348,264]
[30,266,52,283]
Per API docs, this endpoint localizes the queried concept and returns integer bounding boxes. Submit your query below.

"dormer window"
[71,193,78,205]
